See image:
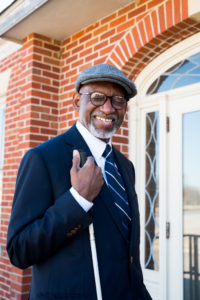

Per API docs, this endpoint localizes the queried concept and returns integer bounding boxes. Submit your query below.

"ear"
[123,102,128,119]
[73,92,81,111]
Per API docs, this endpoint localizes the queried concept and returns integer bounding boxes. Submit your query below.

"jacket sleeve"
[6,149,92,269]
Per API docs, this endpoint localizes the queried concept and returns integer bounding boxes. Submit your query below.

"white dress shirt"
[70,121,111,212]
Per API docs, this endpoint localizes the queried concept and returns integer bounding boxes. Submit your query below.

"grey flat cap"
[75,64,137,99]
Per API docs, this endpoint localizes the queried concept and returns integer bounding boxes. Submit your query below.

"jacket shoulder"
[28,125,77,158]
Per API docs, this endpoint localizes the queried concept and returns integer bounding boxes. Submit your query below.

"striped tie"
[102,144,131,239]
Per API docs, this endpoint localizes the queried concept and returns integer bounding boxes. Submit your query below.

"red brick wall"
[0,34,62,300]
[0,0,199,298]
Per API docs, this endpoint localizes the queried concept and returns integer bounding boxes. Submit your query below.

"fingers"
[72,150,95,172]
[72,150,102,176]
[84,159,104,184]
[72,150,80,171]
[84,156,95,166]
[70,151,104,201]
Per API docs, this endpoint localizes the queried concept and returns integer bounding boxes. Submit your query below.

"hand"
[70,150,104,202]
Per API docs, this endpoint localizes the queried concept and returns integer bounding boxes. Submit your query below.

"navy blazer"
[7,125,152,300]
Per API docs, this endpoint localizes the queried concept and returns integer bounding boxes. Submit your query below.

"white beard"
[87,121,118,139]
[78,108,123,140]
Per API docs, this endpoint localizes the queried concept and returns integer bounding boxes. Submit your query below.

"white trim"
[188,0,200,16]
[158,96,168,300]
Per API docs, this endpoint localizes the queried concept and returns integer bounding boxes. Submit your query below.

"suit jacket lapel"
[64,124,93,158]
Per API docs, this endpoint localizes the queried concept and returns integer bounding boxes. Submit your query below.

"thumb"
[72,149,80,171]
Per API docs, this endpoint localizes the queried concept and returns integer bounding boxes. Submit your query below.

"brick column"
[0,33,61,300]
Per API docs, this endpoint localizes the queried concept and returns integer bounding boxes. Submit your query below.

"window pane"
[144,111,159,270]
[147,52,200,95]
[183,111,200,300]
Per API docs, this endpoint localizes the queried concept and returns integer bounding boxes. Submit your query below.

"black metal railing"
[183,234,200,300]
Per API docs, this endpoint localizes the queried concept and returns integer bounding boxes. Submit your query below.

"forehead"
[79,81,126,95]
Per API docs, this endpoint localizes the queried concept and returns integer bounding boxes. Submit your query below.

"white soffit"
[0,0,134,42]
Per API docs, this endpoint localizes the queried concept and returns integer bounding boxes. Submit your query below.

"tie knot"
[102,144,112,159]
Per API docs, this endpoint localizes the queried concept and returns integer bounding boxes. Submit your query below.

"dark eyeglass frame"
[79,91,127,110]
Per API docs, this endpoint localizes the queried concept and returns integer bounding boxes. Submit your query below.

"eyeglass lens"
[90,92,126,109]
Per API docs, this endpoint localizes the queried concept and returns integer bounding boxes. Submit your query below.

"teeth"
[96,116,112,122]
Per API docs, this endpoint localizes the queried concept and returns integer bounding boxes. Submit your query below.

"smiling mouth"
[95,116,113,123]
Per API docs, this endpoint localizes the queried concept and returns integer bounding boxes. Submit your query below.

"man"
[7,64,152,300]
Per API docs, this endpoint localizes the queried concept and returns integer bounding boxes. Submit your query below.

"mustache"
[91,112,117,121]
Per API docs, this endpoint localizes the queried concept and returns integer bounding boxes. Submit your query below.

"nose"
[99,97,115,113]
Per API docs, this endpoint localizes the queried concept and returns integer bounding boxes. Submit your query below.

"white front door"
[134,83,200,300]
[167,84,200,300]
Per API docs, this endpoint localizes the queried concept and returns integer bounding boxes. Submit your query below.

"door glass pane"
[144,111,159,270]
[183,111,200,300]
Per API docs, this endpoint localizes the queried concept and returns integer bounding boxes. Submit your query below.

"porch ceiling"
[0,0,134,43]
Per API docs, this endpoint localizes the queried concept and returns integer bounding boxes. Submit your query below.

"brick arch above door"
[105,0,200,81]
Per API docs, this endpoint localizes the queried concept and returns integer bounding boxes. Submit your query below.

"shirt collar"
[76,121,111,160]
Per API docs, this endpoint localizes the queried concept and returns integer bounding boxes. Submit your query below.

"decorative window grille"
[144,111,159,270]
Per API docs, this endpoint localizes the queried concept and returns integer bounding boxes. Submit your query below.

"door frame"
[129,82,200,300]
[131,92,168,300]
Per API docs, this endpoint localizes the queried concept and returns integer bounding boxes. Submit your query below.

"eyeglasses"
[79,91,127,110]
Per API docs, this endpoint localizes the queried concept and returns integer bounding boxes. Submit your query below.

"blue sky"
[183,110,200,191]
[0,0,15,13]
